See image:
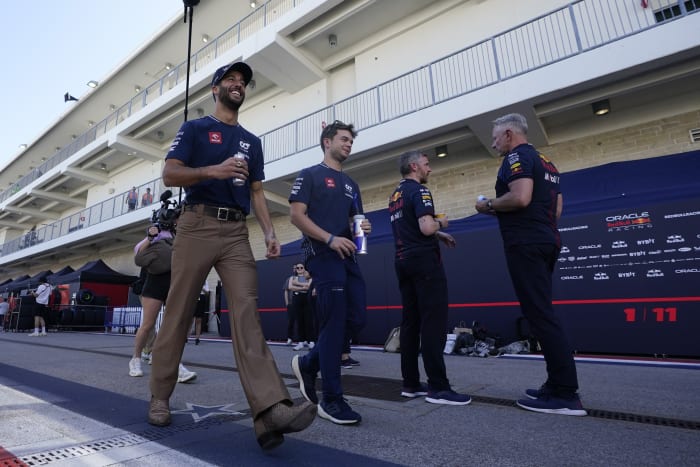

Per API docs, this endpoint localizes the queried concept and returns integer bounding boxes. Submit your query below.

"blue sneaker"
[291,355,318,404]
[525,384,553,400]
[318,398,362,425]
[341,356,360,369]
[426,389,471,406]
[401,383,429,398]
[516,394,587,416]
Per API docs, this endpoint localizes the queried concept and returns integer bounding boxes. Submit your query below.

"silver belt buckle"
[216,207,229,221]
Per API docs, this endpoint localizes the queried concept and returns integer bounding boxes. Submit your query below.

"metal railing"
[0,0,301,204]
[1,179,167,257]
[259,0,694,162]
[0,0,696,257]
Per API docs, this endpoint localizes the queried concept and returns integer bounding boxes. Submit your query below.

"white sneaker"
[129,358,143,377]
[28,332,39,337]
[286,338,293,346]
[39,331,47,336]
[177,364,197,383]
[308,341,315,349]
[293,341,307,351]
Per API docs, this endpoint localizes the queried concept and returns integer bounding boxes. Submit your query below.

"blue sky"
[0,0,182,170]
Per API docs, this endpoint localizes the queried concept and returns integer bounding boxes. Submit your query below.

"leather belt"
[184,204,246,222]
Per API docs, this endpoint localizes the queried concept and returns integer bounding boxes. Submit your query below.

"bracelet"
[326,234,335,246]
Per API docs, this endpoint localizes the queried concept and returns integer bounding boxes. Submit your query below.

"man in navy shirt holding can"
[289,120,371,425]
[148,61,317,450]
[476,113,586,416]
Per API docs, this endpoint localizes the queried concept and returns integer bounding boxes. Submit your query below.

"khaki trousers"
[149,208,290,418]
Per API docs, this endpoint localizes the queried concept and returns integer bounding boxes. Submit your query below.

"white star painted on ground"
[171,403,245,422]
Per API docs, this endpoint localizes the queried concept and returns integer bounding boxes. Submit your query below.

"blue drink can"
[353,214,367,254]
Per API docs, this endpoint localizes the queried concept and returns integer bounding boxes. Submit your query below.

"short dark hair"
[399,150,426,176]
[319,120,357,152]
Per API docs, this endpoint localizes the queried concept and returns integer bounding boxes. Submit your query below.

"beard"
[218,86,244,111]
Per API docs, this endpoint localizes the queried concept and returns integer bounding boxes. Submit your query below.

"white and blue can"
[353,214,367,254]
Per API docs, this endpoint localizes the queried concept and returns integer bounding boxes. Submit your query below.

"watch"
[487,199,493,210]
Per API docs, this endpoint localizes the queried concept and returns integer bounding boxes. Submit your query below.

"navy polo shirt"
[495,143,561,248]
[389,178,438,259]
[289,163,363,253]
[165,116,264,214]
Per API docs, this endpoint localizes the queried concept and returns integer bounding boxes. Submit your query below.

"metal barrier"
[105,306,164,334]
[105,307,143,334]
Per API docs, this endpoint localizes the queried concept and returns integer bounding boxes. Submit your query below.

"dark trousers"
[286,304,297,340]
[395,250,450,391]
[504,243,579,395]
[302,252,366,402]
[291,293,315,342]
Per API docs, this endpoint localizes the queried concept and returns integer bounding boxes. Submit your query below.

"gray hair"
[492,113,528,135]
[398,150,425,176]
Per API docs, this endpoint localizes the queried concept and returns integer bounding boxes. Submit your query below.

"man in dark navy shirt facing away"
[389,150,471,406]
[476,113,586,416]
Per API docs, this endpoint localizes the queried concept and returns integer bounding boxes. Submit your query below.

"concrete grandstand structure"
[0,0,698,291]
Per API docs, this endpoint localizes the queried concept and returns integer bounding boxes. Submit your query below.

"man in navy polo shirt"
[289,120,371,425]
[149,61,317,450]
[389,150,471,406]
[476,113,586,416]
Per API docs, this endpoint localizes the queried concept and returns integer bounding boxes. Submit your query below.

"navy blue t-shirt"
[165,116,264,214]
[495,143,561,248]
[289,163,363,254]
[389,178,438,259]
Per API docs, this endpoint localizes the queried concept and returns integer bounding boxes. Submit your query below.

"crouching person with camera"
[130,214,196,383]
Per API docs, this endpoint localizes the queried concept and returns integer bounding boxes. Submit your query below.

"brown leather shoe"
[254,417,285,450]
[148,396,171,427]
[254,400,316,449]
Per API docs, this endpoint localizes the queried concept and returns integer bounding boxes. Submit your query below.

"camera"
[150,190,180,232]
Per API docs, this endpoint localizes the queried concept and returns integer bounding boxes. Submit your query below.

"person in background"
[149,61,316,450]
[127,187,138,211]
[29,280,52,336]
[290,264,315,351]
[283,264,296,346]
[475,113,586,416]
[0,297,9,332]
[142,187,154,207]
[389,150,471,405]
[131,222,196,383]
[289,120,371,425]
[192,282,210,345]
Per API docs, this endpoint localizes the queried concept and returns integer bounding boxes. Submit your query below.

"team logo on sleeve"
[209,132,222,144]
[239,141,251,151]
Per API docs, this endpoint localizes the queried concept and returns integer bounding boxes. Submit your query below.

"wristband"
[326,234,335,246]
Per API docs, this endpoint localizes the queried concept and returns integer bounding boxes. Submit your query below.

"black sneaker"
[318,398,362,425]
[340,358,354,369]
[525,384,553,400]
[346,356,360,366]
[516,394,587,416]
[425,389,472,406]
[292,355,318,404]
[401,383,429,398]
